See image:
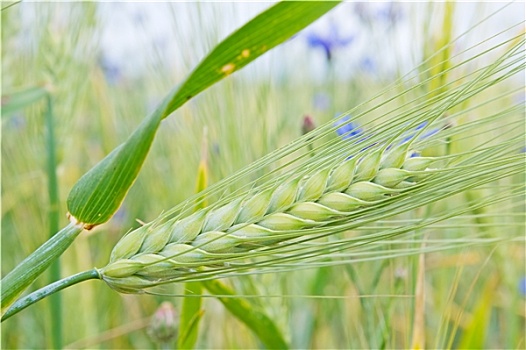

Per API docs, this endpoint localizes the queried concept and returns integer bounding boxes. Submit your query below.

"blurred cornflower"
[334,115,372,158]
[335,117,442,159]
[354,2,404,27]
[306,22,354,62]
[132,8,146,25]
[376,2,404,26]
[519,277,526,297]
[394,267,408,289]
[394,267,408,280]
[513,91,525,104]
[5,113,26,131]
[334,115,363,140]
[110,206,129,228]
[313,92,331,111]
[148,302,178,346]
[354,3,377,24]
[360,57,377,74]
[98,56,122,85]
[400,121,440,144]
[212,142,221,156]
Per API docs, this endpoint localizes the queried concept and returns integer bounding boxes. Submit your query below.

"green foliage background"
[2,2,524,349]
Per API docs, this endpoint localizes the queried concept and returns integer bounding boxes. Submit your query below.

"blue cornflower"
[334,115,363,140]
[355,3,404,27]
[335,118,443,159]
[400,121,440,144]
[306,23,354,62]
[6,113,26,130]
[313,92,331,111]
[360,57,376,74]
[99,56,122,84]
[519,277,526,297]
[376,2,404,26]
[111,206,129,227]
[334,116,376,158]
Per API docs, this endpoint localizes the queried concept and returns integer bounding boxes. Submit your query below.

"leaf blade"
[162,1,340,117]
[202,279,289,349]
[66,1,340,227]
[66,110,162,226]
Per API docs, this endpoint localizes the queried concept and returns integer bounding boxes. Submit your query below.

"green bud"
[133,254,176,277]
[230,224,288,249]
[394,181,417,189]
[191,231,240,252]
[140,268,186,280]
[103,275,155,293]
[258,213,313,230]
[346,181,393,201]
[402,156,436,171]
[101,259,144,278]
[236,189,272,224]
[297,169,330,201]
[110,224,150,262]
[203,199,242,232]
[228,223,273,239]
[170,210,206,244]
[288,202,342,221]
[327,158,356,192]
[317,192,370,211]
[381,143,410,169]
[355,150,382,181]
[159,243,207,263]
[373,168,410,187]
[140,220,174,254]
[268,180,299,213]
[407,171,432,182]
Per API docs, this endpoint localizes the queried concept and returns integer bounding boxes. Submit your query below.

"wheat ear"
[100,143,438,293]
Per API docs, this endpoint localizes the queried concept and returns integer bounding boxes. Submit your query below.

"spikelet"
[100,146,438,292]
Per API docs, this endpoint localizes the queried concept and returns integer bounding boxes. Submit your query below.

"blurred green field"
[1,2,525,349]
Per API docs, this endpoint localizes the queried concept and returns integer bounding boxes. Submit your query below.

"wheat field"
[1,2,525,349]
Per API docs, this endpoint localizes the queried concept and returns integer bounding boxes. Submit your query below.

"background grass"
[2,2,525,349]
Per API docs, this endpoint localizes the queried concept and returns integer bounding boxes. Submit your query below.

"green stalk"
[0,223,83,317]
[178,129,208,349]
[202,279,288,349]
[1,269,100,321]
[44,94,62,349]
[178,281,204,349]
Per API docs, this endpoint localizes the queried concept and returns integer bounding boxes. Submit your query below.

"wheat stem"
[0,223,84,316]
[1,269,101,322]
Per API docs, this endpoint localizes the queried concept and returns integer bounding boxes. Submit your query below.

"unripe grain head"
[102,146,436,291]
